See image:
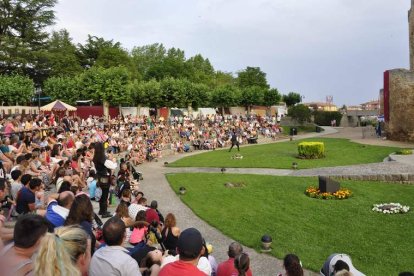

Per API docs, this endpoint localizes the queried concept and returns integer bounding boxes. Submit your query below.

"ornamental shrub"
[298,142,325,159]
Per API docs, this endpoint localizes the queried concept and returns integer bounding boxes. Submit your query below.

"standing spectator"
[217,242,253,276]
[89,217,142,276]
[34,225,91,276]
[93,142,117,218]
[16,178,42,214]
[228,131,240,152]
[159,227,206,276]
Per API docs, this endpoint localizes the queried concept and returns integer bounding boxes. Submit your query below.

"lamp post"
[35,87,42,114]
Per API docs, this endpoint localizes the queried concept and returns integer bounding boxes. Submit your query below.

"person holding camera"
[93,142,117,218]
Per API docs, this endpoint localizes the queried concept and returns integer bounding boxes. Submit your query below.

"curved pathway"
[134,127,414,276]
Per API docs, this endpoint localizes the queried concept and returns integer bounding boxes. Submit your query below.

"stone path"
[130,127,414,276]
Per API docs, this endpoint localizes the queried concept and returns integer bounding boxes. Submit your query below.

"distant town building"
[360,100,380,111]
[303,102,338,112]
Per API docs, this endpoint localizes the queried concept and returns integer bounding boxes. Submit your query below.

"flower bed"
[305,186,352,200]
[372,203,410,214]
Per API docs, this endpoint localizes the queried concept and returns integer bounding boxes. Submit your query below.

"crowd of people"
[0,112,408,275]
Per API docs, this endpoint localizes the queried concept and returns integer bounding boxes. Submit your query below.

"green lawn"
[167,173,414,275]
[169,138,399,169]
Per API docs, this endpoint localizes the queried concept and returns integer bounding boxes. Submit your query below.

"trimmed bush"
[313,111,343,126]
[395,149,413,155]
[298,142,325,159]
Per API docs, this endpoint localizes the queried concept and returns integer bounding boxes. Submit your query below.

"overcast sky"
[52,0,411,106]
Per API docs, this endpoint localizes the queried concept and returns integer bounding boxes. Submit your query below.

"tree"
[77,35,122,69]
[240,86,265,114]
[263,88,281,107]
[0,0,57,83]
[159,77,186,108]
[46,29,83,77]
[0,74,34,105]
[79,66,130,105]
[130,79,161,108]
[236,66,269,89]
[288,104,311,124]
[211,85,240,115]
[182,81,210,112]
[184,54,215,87]
[43,76,80,105]
[283,92,302,107]
[213,71,235,88]
[131,43,166,81]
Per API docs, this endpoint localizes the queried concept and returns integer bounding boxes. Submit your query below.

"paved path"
[134,126,414,276]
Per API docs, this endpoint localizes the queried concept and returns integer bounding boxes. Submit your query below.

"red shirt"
[217,258,253,276]
[145,208,160,224]
[159,260,206,276]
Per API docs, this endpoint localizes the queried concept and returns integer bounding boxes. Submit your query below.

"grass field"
[169,138,399,169]
[167,173,414,275]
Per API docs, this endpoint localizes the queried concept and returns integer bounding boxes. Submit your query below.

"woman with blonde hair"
[34,225,91,276]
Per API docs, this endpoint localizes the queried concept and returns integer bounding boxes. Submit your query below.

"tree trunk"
[136,105,141,117]
[188,104,193,117]
[247,105,251,115]
[103,101,109,119]
[221,107,225,116]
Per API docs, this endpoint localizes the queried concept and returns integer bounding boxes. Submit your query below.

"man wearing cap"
[159,227,206,276]
[217,242,253,276]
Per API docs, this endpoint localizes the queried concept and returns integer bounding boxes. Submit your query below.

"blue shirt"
[88,179,97,198]
[45,200,69,228]
[16,187,35,214]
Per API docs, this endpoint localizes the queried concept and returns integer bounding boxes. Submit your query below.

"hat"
[177,228,203,260]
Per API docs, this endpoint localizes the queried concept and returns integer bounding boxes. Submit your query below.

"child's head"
[11,170,22,181]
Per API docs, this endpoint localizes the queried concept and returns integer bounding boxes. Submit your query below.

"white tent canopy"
[40,100,77,112]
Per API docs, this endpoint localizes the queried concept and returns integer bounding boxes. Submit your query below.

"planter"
[179,187,187,195]
[260,235,272,253]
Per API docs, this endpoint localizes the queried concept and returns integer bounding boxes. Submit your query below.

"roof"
[40,100,77,112]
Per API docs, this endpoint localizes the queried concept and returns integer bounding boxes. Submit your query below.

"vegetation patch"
[167,173,414,275]
[169,138,399,169]
[395,149,413,155]
[305,186,352,200]
[297,142,325,159]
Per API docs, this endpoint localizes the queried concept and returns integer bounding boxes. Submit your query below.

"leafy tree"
[240,86,265,114]
[213,71,235,88]
[0,74,34,105]
[130,79,161,108]
[79,66,130,105]
[159,77,186,108]
[263,88,281,107]
[283,92,302,107]
[184,54,214,87]
[46,29,83,77]
[181,81,210,111]
[237,66,269,89]
[0,0,57,83]
[131,43,166,81]
[77,35,122,69]
[43,76,80,105]
[288,104,311,124]
[211,84,240,115]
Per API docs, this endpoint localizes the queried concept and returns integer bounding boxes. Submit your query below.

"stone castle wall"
[386,69,414,141]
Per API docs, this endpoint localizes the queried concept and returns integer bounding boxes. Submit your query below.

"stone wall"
[386,69,414,141]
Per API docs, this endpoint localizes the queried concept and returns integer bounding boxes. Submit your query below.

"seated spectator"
[34,225,91,276]
[130,210,149,248]
[145,200,160,224]
[45,191,75,229]
[320,254,364,276]
[10,169,23,201]
[161,213,180,253]
[89,217,142,276]
[278,254,303,276]
[65,194,97,255]
[87,170,97,200]
[0,214,51,275]
[159,227,206,276]
[217,242,253,276]
[235,252,250,276]
[16,178,42,214]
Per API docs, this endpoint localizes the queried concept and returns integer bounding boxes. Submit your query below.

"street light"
[35,87,42,114]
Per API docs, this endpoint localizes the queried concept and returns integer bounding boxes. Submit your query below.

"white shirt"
[89,245,141,276]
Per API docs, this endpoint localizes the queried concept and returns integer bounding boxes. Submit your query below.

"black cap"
[177,228,203,260]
